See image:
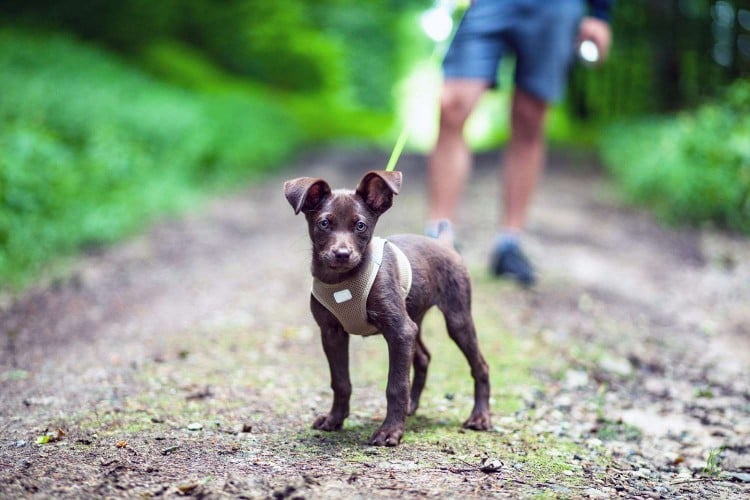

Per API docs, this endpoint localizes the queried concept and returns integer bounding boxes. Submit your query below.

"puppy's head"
[283,170,402,275]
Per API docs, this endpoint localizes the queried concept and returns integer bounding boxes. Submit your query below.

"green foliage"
[5,0,428,111]
[137,40,392,142]
[0,30,303,287]
[179,0,345,93]
[601,81,750,233]
[703,446,725,477]
[568,0,747,121]
[309,2,404,110]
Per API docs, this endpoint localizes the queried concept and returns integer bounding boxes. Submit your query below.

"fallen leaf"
[185,386,213,401]
[115,440,127,448]
[177,482,198,494]
[36,428,66,445]
[0,369,30,382]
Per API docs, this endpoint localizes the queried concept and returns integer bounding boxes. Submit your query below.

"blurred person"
[426,0,613,286]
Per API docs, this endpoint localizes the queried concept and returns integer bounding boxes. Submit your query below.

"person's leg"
[489,88,547,286]
[501,88,548,231]
[426,79,487,243]
[490,0,583,285]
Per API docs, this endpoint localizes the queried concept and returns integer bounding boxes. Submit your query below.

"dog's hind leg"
[438,290,491,430]
[409,328,430,416]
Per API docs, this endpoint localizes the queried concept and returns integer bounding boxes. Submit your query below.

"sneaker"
[425,219,457,248]
[490,241,536,286]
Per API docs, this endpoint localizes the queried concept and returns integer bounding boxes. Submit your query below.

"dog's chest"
[311,237,412,336]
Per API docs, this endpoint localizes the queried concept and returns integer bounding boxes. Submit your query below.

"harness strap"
[311,237,412,336]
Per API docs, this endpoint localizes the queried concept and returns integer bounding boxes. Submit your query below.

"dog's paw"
[463,411,491,431]
[368,425,404,446]
[312,414,344,431]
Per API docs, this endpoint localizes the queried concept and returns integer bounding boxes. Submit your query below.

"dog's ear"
[283,177,331,215]
[355,170,402,215]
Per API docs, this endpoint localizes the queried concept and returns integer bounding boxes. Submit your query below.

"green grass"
[0,29,305,288]
[600,80,750,234]
[30,275,610,490]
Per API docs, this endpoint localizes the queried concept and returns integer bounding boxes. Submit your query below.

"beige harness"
[311,237,412,336]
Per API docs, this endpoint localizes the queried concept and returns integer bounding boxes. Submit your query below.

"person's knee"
[511,91,547,142]
[439,90,474,131]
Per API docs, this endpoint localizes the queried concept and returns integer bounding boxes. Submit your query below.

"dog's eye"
[355,221,367,232]
[318,219,330,229]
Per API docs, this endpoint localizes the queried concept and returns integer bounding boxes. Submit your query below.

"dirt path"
[1,149,749,498]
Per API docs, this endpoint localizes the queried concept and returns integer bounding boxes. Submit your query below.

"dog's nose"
[334,248,351,261]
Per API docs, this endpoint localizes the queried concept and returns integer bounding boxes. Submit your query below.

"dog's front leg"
[369,319,417,446]
[312,324,351,431]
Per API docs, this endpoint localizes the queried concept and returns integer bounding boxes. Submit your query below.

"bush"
[0,29,303,287]
[601,81,750,233]
[4,0,428,110]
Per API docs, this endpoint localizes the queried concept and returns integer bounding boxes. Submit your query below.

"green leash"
[384,2,469,172]
[385,127,410,172]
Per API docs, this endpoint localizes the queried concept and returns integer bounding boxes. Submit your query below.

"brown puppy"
[283,170,490,446]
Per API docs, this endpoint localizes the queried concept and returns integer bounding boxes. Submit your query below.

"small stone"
[187,422,203,431]
[598,354,633,377]
[564,369,590,389]
[550,485,572,494]
[480,458,503,473]
[728,472,750,483]
[15,440,26,448]
[643,378,669,397]
[586,438,603,449]
[584,488,608,498]
[635,467,652,478]
[723,450,750,471]
[555,395,573,410]
[241,424,253,433]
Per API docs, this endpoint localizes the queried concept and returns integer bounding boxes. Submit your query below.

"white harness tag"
[333,289,353,304]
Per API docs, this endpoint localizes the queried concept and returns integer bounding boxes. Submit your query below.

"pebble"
[643,378,670,397]
[583,488,609,498]
[598,354,633,377]
[586,438,603,449]
[549,485,572,495]
[728,472,750,483]
[555,395,573,410]
[187,422,203,431]
[723,450,750,470]
[635,467,652,479]
[480,458,503,473]
[564,369,590,389]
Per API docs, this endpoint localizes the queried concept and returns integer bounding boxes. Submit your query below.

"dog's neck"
[311,242,373,285]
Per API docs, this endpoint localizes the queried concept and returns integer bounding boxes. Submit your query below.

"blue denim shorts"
[443,0,585,102]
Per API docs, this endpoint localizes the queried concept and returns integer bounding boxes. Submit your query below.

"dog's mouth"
[321,252,362,272]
